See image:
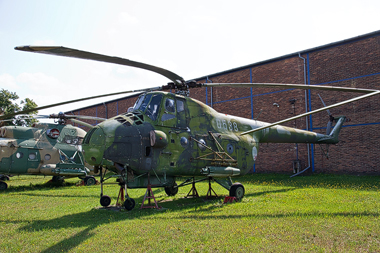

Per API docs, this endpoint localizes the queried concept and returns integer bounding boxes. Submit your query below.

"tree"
[0,89,38,127]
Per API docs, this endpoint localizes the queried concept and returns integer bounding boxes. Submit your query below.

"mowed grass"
[0,173,379,252]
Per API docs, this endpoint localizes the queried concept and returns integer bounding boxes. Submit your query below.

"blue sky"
[1,0,379,117]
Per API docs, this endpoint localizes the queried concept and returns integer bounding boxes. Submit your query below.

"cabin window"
[165,98,175,113]
[145,94,162,121]
[161,98,176,122]
[28,152,37,160]
[177,100,184,112]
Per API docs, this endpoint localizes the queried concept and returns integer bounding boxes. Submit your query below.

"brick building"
[68,30,380,175]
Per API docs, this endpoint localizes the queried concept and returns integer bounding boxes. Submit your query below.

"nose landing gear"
[98,166,136,211]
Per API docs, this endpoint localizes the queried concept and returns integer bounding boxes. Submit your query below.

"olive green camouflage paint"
[0,123,93,177]
[82,91,345,186]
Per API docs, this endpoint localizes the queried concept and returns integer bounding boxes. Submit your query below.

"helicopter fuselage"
[82,91,342,188]
[0,123,91,177]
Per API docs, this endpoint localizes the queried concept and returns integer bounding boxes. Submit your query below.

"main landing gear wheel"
[100,195,111,207]
[164,182,178,196]
[84,176,96,186]
[124,198,136,211]
[0,181,7,190]
[229,183,245,200]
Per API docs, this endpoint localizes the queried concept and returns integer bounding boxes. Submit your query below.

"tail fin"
[327,116,346,144]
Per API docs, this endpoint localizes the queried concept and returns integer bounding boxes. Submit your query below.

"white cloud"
[0,74,18,90]
[17,72,61,91]
[118,12,139,26]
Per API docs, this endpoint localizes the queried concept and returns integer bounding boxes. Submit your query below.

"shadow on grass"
[2,180,80,193]
[245,187,297,198]
[40,227,95,253]
[10,189,379,252]
[16,192,98,198]
[4,173,379,251]
[235,173,380,191]
[11,195,220,252]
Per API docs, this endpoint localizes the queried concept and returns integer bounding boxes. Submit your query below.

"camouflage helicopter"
[3,46,379,210]
[0,112,106,190]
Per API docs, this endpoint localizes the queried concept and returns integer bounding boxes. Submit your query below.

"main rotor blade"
[0,88,156,120]
[16,114,107,121]
[59,115,107,121]
[203,82,380,136]
[202,83,378,93]
[69,118,95,129]
[15,46,185,85]
[240,90,380,136]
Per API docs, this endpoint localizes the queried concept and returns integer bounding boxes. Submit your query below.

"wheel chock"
[223,196,237,204]
[76,180,85,186]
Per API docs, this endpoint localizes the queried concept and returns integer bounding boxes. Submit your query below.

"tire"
[124,198,136,211]
[84,176,96,186]
[0,181,8,190]
[164,182,178,196]
[229,183,245,200]
[100,195,111,207]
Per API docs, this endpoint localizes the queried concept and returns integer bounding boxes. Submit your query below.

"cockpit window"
[165,98,175,113]
[145,94,162,121]
[132,94,163,121]
[133,95,145,110]
[139,94,152,112]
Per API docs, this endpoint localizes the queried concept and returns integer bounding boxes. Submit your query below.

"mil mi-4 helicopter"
[2,46,379,210]
[0,112,106,190]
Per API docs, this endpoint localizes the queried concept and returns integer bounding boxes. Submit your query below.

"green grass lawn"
[0,173,379,252]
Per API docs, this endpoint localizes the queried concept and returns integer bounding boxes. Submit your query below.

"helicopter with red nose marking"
[0,112,106,190]
[2,46,379,210]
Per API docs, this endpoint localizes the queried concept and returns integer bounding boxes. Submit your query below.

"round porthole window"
[227,143,234,154]
[44,154,51,161]
[29,153,36,160]
[180,137,188,147]
[16,152,24,159]
[198,139,206,151]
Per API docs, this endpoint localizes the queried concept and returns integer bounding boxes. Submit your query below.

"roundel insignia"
[252,146,258,161]
[47,128,60,139]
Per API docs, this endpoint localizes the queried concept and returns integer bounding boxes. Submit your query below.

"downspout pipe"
[207,77,213,108]
[103,102,108,119]
[291,53,311,177]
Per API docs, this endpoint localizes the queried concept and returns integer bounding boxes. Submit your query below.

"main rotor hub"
[162,80,202,96]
